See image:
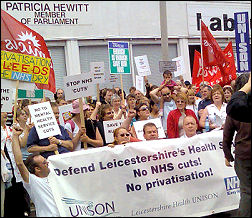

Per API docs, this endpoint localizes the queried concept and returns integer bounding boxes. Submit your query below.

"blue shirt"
[27,125,72,159]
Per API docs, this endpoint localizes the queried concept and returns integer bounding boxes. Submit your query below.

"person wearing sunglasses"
[167,92,199,139]
[107,127,131,147]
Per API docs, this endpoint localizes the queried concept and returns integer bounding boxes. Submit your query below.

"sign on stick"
[90,62,105,83]
[134,55,151,76]
[103,119,124,143]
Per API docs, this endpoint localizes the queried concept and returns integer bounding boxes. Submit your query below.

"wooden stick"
[96,84,100,102]
[28,99,32,122]
[79,97,88,150]
[13,80,20,123]
[120,74,125,102]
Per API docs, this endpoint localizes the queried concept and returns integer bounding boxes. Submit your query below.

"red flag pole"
[200,20,205,84]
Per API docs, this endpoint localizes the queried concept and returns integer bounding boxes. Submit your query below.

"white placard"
[103,119,124,143]
[1,87,13,112]
[28,102,61,139]
[172,56,185,77]
[105,74,120,85]
[135,75,144,94]
[58,104,73,127]
[48,130,239,217]
[133,118,165,140]
[90,62,105,84]
[63,72,96,101]
[134,55,151,76]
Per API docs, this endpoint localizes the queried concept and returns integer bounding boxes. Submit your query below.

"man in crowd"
[197,84,212,119]
[143,122,159,141]
[101,89,113,105]
[180,116,198,138]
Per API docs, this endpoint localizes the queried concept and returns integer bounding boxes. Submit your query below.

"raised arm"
[12,125,29,183]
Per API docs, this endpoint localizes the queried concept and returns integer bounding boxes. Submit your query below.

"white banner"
[63,73,96,100]
[48,130,239,217]
[103,119,124,144]
[58,104,73,127]
[28,102,61,139]
[133,118,165,140]
[134,55,151,76]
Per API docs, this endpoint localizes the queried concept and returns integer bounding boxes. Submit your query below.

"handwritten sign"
[1,50,51,84]
[103,119,124,143]
[63,72,96,100]
[90,62,105,83]
[134,55,151,76]
[58,104,73,126]
[28,101,61,139]
[133,118,166,140]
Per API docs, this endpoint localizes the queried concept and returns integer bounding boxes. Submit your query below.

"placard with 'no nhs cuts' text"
[63,72,96,101]
[28,101,61,139]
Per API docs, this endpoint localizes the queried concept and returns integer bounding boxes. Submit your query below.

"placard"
[1,50,51,84]
[134,55,151,76]
[28,101,61,139]
[159,61,177,73]
[133,118,166,140]
[1,87,13,112]
[63,72,96,101]
[58,104,73,126]
[108,41,131,74]
[90,62,105,84]
[18,89,44,99]
[2,78,36,91]
[135,75,144,94]
[103,119,124,143]
[47,130,239,217]
[172,56,185,77]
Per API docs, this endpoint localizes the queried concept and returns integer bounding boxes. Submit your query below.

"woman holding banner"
[65,99,103,150]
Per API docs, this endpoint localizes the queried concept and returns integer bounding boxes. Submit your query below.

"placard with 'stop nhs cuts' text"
[28,101,61,139]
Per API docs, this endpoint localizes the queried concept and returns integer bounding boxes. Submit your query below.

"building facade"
[1,1,251,98]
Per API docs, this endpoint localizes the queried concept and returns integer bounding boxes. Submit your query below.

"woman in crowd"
[111,94,126,120]
[167,92,199,138]
[65,99,103,150]
[186,89,201,119]
[199,85,227,130]
[223,85,233,103]
[107,127,131,147]
[149,100,161,119]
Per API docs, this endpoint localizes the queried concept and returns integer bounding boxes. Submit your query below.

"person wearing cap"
[65,99,103,151]
[27,102,73,159]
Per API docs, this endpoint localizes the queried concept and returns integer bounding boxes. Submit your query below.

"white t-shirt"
[64,120,81,151]
[161,100,177,131]
[206,103,227,127]
[23,173,60,217]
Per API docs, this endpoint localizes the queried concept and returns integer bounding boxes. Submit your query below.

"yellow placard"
[1,50,51,84]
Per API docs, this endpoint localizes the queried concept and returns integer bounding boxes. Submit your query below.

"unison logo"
[224,176,240,196]
[61,197,118,217]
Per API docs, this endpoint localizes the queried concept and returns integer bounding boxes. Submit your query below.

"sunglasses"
[119,133,130,137]
[105,111,114,115]
[176,100,185,103]
[139,107,149,111]
[162,93,171,96]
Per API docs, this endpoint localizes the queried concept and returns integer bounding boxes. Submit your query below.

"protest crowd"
[1,5,251,218]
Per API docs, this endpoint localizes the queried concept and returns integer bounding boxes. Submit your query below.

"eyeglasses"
[176,100,185,103]
[119,133,130,137]
[139,107,149,111]
[162,93,171,96]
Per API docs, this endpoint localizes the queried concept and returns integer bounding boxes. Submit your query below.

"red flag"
[201,20,229,70]
[1,9,56,93]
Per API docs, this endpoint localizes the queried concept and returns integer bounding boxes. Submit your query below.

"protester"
[197,84,212,119]
[11,125,60,217]
[56,98,68,106]
[143,122,159,141]
[27,102,73,158]
[53,88,65,102]
[126,94,137,111]
[111,94,126,120]
[199,85,227,130]
[161,70,177,94]
[40,97,51,103]
[150,85,176,135]
[167,92,199,138]
[129,86,136,95]
[149,100,161,119]
[65,99,103,150]
[180,116,198,138]
[107,127,131,147]
[223,85,233,103]
[222,73,251,217]
[227,73,251,123]
[186,89,201,119]
[101,88,113,105]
